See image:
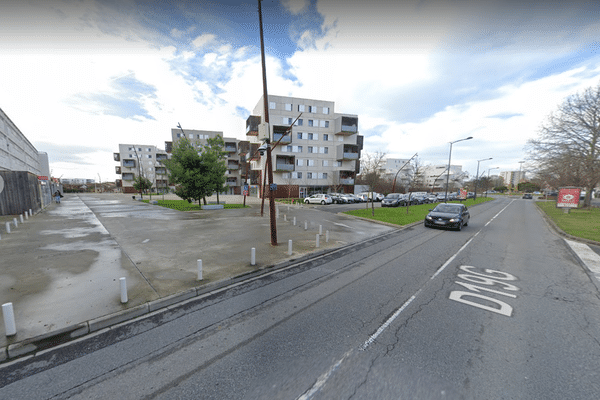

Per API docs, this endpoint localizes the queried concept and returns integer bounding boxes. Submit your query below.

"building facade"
[380,158,415,191]
[246,95,362,198]
[421,164,465,192]
[114,144,169,193]
[499,170,527,188]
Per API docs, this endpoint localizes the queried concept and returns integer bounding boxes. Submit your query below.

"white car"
[304,194,333,205]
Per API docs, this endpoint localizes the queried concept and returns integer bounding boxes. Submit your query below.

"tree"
[163,137,211,204]
[359,151,386,216]
[133,175,152,198]
[527,82,600,206]
[202,135,228,204]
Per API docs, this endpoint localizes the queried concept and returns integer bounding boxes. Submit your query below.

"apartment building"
[421,164,465,192]
[499,170,527,188]
[246,95,362,198]
[114,144,169,193]
[168,129,251,195]
[380,158,415,190]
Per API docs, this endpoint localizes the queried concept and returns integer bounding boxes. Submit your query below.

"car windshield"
[433,204,462,213]
[386,194,400,199]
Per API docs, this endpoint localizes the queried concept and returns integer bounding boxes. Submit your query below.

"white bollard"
[326,230,329,243]
[197,259,203,280]
[284,214,287,222]
[304,221,308,230]
[276,206,279,219]
[20,215,24,224]
[2,303,17,336]
[319,225,323,235]
[288,239,293,255]
[24,211,29,220]
[29,208,32,216]
[120,277,128,303]
[251,247,256,266]
[13,218,18,228]
[5,222,10,234]
[316,234,320,248]
[293,216,296,226]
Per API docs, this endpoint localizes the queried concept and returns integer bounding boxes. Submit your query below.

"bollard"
[293,216,296,226]
[319,225,323,235]
[284,214,287,222]
[326,230,329,243]
[288,239,293,255]
[316,234,320,248]
[13,218,18,228]
[3,302,17,336]
[24,211,29,220]
[20,215,24,224]
[251,247,256,266]
[5,222,10,234]
[197,259,203,280]
[304,221,308,230]
[276,206,279,219]
[120,277,128,303]
[29,208,32,216]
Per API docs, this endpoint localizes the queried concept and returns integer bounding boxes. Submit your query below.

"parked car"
[424,203,470,231]
[346,194,361,203]
[522,193,533,199]
[357,194,371,202]
[329,193,348,204]
[304,194,333,205]
[338,193,355,203]
[381,193,404,207]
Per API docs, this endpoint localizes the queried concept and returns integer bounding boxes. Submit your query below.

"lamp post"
[445,136,473,203]
[517,161,525,192]
[485,167,499,196]
[391,152,417,193]
[473,157,492,200]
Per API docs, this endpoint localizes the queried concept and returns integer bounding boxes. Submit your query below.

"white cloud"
[192,33,216,49]
[281,0,310,15]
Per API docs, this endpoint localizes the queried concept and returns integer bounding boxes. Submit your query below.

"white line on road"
[361,198,515,350]
[296,350,354,400]
[565,239,600,280]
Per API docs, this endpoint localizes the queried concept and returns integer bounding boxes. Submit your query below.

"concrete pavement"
[0,193,394,361]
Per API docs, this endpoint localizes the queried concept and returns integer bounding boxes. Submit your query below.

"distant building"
[114,144,169,193]
[246,95,362,198]
[499,171,527,188]
[421,164,465,192]
[380,158,414,191]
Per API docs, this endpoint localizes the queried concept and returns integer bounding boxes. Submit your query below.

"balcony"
[115,166,122,174]
[275,163,294,171]
[334,116,358,135]
[340,178,355,185]
[155,167,167,175]
[336,144,360,161]
[273,132,292,144]
[122,173,135,181]
[113,153,120,162]
[156,154,168,162]
[227,162,240,170]
[225,143,237,152]
[246,115,261,136]
[226,180,237,186]
[275,155,295,172]
[122,159,136,168]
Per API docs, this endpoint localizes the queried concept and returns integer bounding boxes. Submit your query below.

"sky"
[1,0,600,182]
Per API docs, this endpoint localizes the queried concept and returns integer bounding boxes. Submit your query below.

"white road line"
[565,239,600,280]
[296,350,353,400]
[361,198,515,350]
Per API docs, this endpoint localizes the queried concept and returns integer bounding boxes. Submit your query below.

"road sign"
[270,183,277,191]
[557,187,580,208]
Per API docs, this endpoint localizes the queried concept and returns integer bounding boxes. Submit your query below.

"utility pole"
[258,0,277,246]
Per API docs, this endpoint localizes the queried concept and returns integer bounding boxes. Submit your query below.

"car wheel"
[457,221,463,231]
[464,219,468,226]
[321,200,325,205]
[304,199,309,204]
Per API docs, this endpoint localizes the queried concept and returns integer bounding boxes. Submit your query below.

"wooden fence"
[0,171,41,216]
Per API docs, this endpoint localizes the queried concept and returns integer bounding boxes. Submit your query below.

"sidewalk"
[0,193,394,361]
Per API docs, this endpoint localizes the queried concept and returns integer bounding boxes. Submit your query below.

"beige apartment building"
[246,95,362,198]
[114,144,169,193]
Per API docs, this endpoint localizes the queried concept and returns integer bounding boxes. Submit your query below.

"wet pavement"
[0,193,394,355]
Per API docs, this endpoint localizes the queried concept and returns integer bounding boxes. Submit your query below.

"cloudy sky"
[1,0,600,181]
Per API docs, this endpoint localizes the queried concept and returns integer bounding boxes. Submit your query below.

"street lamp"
[473,157,492,200]
[391,152,418,192]
[485,167,499,196]
[445,136,473,202]
[517,161,525,192]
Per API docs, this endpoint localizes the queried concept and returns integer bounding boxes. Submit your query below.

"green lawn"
[536,201,600,242]
[142,199,248,211]
[344,197,494,226]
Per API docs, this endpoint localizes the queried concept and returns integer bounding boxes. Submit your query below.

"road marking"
[297,350,353,400]
[565,239,600,280]
[361,199,515,350]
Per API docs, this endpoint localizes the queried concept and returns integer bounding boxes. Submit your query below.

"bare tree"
[527,82,600,206]
[359,151,386,216]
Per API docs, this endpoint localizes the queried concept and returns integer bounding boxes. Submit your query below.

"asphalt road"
[2,197,600,399]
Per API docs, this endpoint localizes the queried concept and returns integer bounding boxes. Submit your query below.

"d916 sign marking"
[449,266,519,317]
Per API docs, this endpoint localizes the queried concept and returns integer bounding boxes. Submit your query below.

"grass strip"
[343,197,494,226]
[143,199,248,211]
[536,201,600,242]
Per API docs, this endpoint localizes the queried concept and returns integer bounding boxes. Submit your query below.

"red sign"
[557,187,581,208]
[458,188,467,199]
[37,176,48,180]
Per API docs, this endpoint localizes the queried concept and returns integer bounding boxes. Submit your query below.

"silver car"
[304,194,333,205]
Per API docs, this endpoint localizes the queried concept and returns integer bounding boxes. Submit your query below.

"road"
[2,197,600,399]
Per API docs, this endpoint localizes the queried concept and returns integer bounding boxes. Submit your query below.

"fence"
[0,171,41,216]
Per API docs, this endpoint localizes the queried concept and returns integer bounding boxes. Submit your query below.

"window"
[308,105,316,113]
[147,154,152,158]
[308,133,313,140]
[323,134,329,141]
[307,159,315,167]
[283,172,291,179]
[313,133,319,140]
[308,120,314,127]
[323,107,329,114]
[322,160,329,167]
[324,121,329,128]
[295,172,302,179]
[336,161,343,167]
[319,173,327,179]
[285,103,292,111]
[176,133,181,138]
[138,148,142,152]
[297,159,304,166]
[286,145,293,152]
[297,119,303,126]
[297,132,303,139]
[307,172,313,179]
[298,104,305,112]
[128,147,133,151]
[269,102,276,109]
[324,147,329,154]
[308,146,314,153]
[293,145,303,153]
[147,148,152,152]
[189,134,193,139]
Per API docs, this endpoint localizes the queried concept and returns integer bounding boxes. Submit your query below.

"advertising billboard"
[557,187,581,208]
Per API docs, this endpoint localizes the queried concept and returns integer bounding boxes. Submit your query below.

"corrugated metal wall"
[0,171,41,216]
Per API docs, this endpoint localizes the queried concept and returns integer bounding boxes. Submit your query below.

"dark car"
[424,203,470,231]
[381,193,404,207]
[522,193,533,199]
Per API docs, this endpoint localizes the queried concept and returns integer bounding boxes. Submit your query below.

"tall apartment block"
[246,95,362,198]
[114,144,169,193]
[167,129,253,195]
